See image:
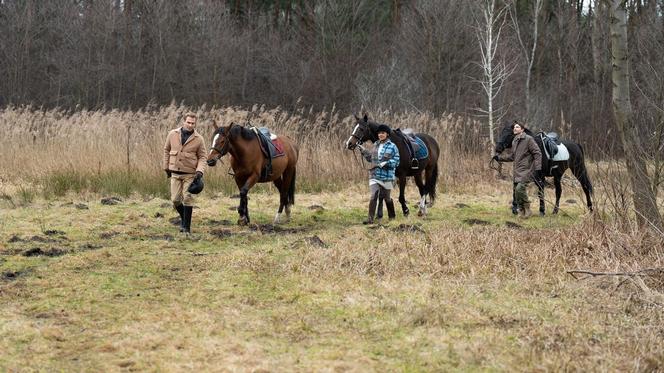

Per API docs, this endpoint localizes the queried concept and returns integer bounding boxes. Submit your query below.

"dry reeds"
[1,104,489,196]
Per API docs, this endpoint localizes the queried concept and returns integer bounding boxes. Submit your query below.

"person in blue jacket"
[360,124,400,224]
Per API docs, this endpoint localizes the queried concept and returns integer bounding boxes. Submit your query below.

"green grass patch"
[0,189,661,371]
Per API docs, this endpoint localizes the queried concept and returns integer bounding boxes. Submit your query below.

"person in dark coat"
[493,121,542,218]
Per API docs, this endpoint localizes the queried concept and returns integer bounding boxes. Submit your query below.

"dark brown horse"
[345,114,440,216]
[207,122,298,225]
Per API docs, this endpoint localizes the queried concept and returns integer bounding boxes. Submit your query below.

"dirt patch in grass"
[249,224,308,234]
[99,231,120,239]
[7,235,66,244]
[22,247,66,257]
[392,224,426,233]
[2,270,25,281]
[462,218,491,226]
[210,228,234,239]
[43,230,66,236]
[505,221,524,229]
[79,243,103,251]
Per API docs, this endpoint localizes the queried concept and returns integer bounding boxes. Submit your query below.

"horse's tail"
[426,162,439,204]
[573,143,593,195]
[287,168,296,206]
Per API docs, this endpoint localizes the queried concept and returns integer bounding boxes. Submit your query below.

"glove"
[165,170,172,178]
[492,155,500,162]
[378,161,387,168]
[195,171,203,180]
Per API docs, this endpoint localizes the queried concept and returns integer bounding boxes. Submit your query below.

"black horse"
[494,122,593,215]
[345,114,440,216]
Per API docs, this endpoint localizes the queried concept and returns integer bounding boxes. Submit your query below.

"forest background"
[3,0,663,156]
[1,0,663,226]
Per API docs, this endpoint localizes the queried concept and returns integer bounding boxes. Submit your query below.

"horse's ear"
[363,114,368,122]
[354,114,360,121]
[211,119,219,130]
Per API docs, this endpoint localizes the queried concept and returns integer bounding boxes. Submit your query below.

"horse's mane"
[228,124,258,141]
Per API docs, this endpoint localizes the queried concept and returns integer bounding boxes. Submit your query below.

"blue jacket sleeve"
[384,142,400,169]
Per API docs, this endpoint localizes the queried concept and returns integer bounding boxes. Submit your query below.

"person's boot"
[376,198,384,221]
[521,203,532,219]
[386,200,396,220]
[183,206,193,233]
[364,197,378,224]
[174,203,185,232]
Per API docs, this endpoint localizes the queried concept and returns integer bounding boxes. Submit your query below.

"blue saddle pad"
[413,136,429,160]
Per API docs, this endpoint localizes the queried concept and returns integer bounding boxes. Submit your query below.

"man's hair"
[184,112,197,120]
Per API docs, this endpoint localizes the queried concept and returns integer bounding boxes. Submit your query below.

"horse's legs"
[533,178,545,216]
[553,176,562,214]
[398,176,409,216]
[571,164,594,212]
[236,175,258,225]
[272,178,285,224]
[413,172,427,216]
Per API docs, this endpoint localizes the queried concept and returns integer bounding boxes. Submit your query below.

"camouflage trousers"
[514,182,531,207]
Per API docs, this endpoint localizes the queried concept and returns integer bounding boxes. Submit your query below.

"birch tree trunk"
[609,0,663,231]
[476,0,511,150]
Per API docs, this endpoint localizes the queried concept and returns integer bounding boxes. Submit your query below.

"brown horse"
[207,122,298,225]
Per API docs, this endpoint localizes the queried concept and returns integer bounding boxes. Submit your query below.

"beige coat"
[163,128,207,174]
[498,132,542,183]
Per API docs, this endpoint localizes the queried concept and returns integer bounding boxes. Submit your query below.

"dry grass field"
[1,106,663,371]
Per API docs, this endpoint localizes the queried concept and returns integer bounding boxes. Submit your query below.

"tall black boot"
[174,203,185,232]
[376,198,384,220]
[386,199,396,220]
[364,193,378,224]
[183,206,192,234]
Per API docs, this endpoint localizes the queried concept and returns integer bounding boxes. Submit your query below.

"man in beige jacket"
[163,112,207,233]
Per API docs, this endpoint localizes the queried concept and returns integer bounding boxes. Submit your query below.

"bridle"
[347,123,366,147]
[209,130,231,162]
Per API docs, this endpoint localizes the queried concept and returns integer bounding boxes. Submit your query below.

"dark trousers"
[368,184,395,222]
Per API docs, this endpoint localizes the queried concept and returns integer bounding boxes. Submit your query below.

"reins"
[489,157,503,175]
[352,144,374,171]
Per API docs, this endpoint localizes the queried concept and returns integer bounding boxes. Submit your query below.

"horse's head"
[345,114,378,150]
[494,121,517,154]
[207,121,234,167]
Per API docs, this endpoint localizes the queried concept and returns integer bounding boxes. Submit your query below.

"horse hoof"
[552,208,559,214]
[238,217,248,226]
[539,211,545,217]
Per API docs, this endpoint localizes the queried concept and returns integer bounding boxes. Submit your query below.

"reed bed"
[1,104,490,197]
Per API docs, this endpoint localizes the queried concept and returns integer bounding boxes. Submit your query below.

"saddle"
[538,132,560,160]
[537,132,569,172]
[251,127,286,181]
[394,129,429,169]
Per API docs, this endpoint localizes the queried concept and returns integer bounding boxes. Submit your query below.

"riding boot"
[376,198,384,221]
[183,206,193,233]
[174,203,185,232]
[386,200,396,220]
[364,196,378,225]
[520,203,532,219]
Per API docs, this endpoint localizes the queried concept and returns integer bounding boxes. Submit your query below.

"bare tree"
[608,0,663,231]
[474,0,513,149]
[509,0,543,122]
